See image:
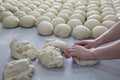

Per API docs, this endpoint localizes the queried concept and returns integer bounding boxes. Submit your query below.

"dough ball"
[9,6,19,13]
[52,5,61,12]
[28,11,41,18]
[2,3,12,10]
[87,10,100,17]
[44,39,68,52]
[70,13,85,23]
[3,59,34,80]
[47,8,58,15]
[38,46,64,68]
[51,17,65,27]
[84,19,101,30]
[20,7,32,14]
[3,16,19,28]
[38,4,49,10]
[14,11,26,19]
[73,10,86,18]
[20,15,36,28]
[37,21,53,36]
[73,57,99,66]
[67,19,82,29]
[92,26,108,38]
[57,13,69,22]
[103,15,119,22]
[15,3,25,9]
[87,14,103,23]
[102,7,114,12]
[35,16,51,27]
[0,6,6,12]
[43,12,56,20]
[0,11,13,21]
[60,10,72,16]
[10,39,39,60]
[101,11,116,18]
[75,6,87,12]
[27,4,37,10]
[72,25,91,39]
[54,23,71,38]
[34,8,45,15]
[31,1,40,7]
[102,20,116,29]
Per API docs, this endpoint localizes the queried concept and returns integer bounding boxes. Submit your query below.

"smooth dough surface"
[3,59,34,80]
[10,39,39,60]
[0,11,13,21]
[102,20,116,29]
[37,21,54,35]
[38,46,64,68]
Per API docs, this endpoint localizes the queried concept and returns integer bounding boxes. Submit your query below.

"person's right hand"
[74,40,98,49]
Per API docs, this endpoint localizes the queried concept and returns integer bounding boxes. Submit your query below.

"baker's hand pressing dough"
[3,59,34,80]
[43,39,68,52]
[38,46,64,68]
[10,39,39,60]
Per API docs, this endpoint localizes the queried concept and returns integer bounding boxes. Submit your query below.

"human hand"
[64,45,94,60]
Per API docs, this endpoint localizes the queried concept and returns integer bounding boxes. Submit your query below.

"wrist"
[94,38,103,47]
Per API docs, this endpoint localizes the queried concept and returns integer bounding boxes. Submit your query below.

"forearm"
[91,39,120,60]
[94,21,120,46]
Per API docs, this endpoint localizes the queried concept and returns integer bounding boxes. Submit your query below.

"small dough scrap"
[20,15,36,28]
[54,23,71,38]
[37,21,53,35]
[3,59,34,80]
[38,46,64,68]
[44,39,68,52]
[10,39,39,60]
[92,26,108,38]
[3,16,19,28]
[73,25,91,39]
[102,20,116,29]
[67,19,82,29]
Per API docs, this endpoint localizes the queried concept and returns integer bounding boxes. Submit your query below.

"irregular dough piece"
[37,21,54,36]
[3,16,19,28]
[54,23,71,38]
[3,59,34,80]
[38,46,64,68]
[43,39,68,52]
[10,39,39,60]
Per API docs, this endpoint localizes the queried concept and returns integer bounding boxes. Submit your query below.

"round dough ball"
[10,39,39,60]
[47,8,58,15]
[67,19,82,29]
[73,10,86,18]
[101,11,116,18]
[14,11,26,19]
[43,12,56,20]
[20,15,36,28]
[3,16,19,28]
[34,8,45,15]
[70,13,85,23]
[20,1,30,5]
[102,7,114,12]
[44,39,68,52]
[72,25,91,39]
[0,6,6,12]
[75,6,87,12]
[28,11,41,18]
[87,14,103,23]
[38,4,49,10]
[54,23,71,38]
[87,7,100,12]
[31,1,40,7]
[51,5,61,12]
[37,21,53,35]
[2,3,12,10]
[3,59,34,80]
[102,20,116,29]
[51,17,65,27]
[60,10,72,16]
[84,19,101,30]
[0,11,13,21]
[8,6,19,13]
[57,13,69,22]
[92,26,108,38]
[20,7,32,14]
[87,10,100,17]
[38,46,64,68]
[15,3,25,9]
[27,4,37,10]
[103,15,119,22]
[35,16,51,27]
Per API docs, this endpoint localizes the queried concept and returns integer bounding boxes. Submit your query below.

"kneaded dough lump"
[44,39,68,52]
[54,23,71,38]
[3,59,34,80]
[73,25,91,39]
[10,38,39,60]
[92,26,108,38]
[38,46,64,68]
[20,15,36,28]
[37,21,54,36]
[3,16,19,28]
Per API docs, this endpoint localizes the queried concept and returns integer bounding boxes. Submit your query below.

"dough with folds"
[38,46,64,68]
[10,39,39,60]
[3,59,34,80]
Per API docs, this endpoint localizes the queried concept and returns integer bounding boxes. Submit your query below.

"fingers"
[74,40,88,46]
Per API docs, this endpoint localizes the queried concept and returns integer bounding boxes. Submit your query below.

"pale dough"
[20,7,32,14]
[103,14,119,22]
[102,20,116,29]
[72,25,91,39]
[0,11,13,21]
[3,16,19,28]
[3,59,34,80]
[57,13,69,22]
[54,23,71,38]
[14,11,27,19]
[28,11,41,18]
[43,39,68,52]
[37,21,54,35]
[10,38,39,60]
[38,46,64,68]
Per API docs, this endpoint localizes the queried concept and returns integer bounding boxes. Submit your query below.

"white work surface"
[0,22,120,80]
